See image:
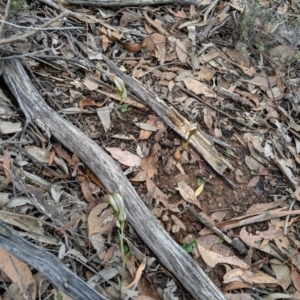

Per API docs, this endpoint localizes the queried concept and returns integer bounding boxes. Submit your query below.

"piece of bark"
[66,0,205,7]
[3,58,226,300]
[101,55,236,188]
[0,219,107,300]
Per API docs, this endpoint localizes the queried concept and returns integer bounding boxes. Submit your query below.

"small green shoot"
[112,75,127,106]
[217,239,224,245]
[183,123,198,151]
[123,245,133,258]
[56,293,63,300]
[105,193,127,294]
[120,104,128,113]
[181,240,196,254]
[256,43,265,52]
[197,178,205,186]
[226,148,235,157]
[175,123,198,166]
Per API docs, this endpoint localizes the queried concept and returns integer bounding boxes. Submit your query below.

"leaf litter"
[0,0,300,299]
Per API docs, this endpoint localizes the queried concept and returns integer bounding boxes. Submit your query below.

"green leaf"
[120,104,128,112]
[113,76,127,102]
[56,293,63,300]
[197,178,204,186]
[181,241,196,254]
[217,239,224,245]
[188,123,198,137]
[123,245,133,258]
[226,148,235,156]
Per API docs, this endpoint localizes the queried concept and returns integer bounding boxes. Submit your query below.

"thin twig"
[0,20,83,31]
[187,206,248,255]
[178,86,255,130]
[136,62,183,78]
[0,0,11,37]
[0,46,63,60]
[284,199,296,236]
[0,11,69,46]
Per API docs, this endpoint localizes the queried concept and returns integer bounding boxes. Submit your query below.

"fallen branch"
[0,219,107,300]
[3,58,226,300]
[0,11,69,46]
[65,0,206,7]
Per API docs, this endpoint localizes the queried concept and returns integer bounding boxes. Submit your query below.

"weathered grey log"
[65,0,206,7]
[3,58,226,300]
[0,219,107,300]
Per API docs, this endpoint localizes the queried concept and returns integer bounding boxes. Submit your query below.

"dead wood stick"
[0,11,69,46]
[3,58,227,300]
[0,0,11,37]
[187,206,247,255]
[0,220,107,300]
[179,86,255,130]
[65,0,206,7]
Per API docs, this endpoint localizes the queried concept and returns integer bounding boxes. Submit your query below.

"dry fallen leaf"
[143,11,168,36]
[239,226,283,249]
[121,41,142,53]
[197,242,249,269]
[131,147,158,181]
[246,201,286,215]
[223,268,283,288]
[291,268,300,292]
[79,98,106,109]
[268,45,297,62]
[175,39,189,64]
[151,33,166,64]
[166,7,187,18]
[88,203,116,236]
[3,150,12,183]
[195,183,204,196]
[146,178,166,206]
[270,259,291,291]
[176,181,202,210]
[0,246,37,300]
[0,120,22,134]
[225,48,250,67]
[76,167,96,205]
[124,256,146,289]
[183,78,216,97]
[106,147,142,167]
[171,215,186,230]
[83,77,98,91]
[247,175,260,187]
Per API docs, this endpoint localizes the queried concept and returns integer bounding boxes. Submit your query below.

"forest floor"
[0,0,300,299]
